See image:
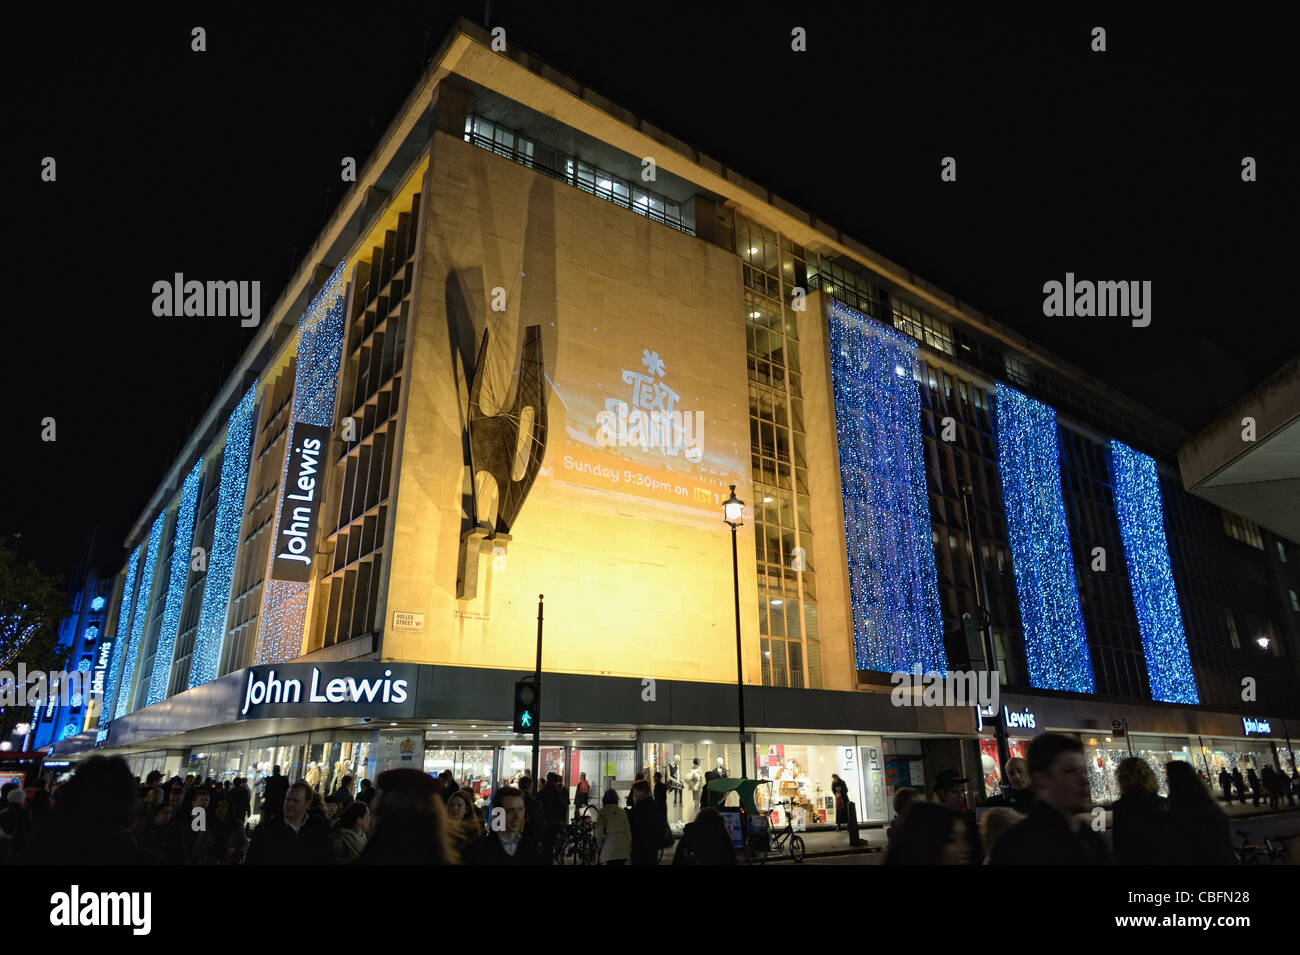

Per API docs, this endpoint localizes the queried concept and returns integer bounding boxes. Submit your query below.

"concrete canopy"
[1179,356,1300,545]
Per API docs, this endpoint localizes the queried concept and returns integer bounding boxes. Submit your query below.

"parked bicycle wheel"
[789,834,805,863]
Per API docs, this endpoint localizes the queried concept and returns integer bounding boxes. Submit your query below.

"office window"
[1221,510,1264,550]
[1290,590,1299,613]
[1278,541,1289,564]
[1004,354,1030,388]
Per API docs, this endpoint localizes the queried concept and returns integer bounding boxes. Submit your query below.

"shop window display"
[204,743,246,784]
[752,743,849,828]
[424,746,493,798]
[1083,737,1196,802]
[574,747,637,809]
[326,738,371,796]
[642,741,744,827]
[126,751,167,782]
[1200,740,1278,781]
[500,745,565,788]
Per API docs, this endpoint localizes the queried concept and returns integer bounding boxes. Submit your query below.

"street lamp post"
[960,484,1011,790]
[723,485,748,780]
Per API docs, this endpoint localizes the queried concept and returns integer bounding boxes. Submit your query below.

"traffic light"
[513,679,539,734]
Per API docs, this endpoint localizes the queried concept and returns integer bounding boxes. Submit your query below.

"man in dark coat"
[932,769,983,864]
[538,773,569,864]
[1247,767,1262,807]
[672,807,737,865]
[628,780,662,865]
[991,734,1110,865]
[1218,768,1233,804]
[465,787,540,865]
[984,757,1035,814]
[517,776,548,856]
[231,777,253,821]
[245,781,331,865]
[20,755,141,865]
[261,766,289,822]
[1231,767,1247,804]
[332,774,355,809]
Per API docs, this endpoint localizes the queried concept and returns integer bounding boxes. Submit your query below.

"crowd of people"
[0,758,719,866]
[884,732,1277,865]
[3,738,1291,865]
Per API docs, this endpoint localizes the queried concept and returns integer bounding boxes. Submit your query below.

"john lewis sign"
[1243,717,1272,737]
[269,422,331,582]
[238,663,419,719]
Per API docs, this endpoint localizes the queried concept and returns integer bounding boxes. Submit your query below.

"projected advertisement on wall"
[547,344,743,516]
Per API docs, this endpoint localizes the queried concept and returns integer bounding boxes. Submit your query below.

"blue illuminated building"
[145,459,204,706]
[1108,440,1199,704]
[994,384,1095,693]
[828,300,947,674]
[28,569,114,750]
[187,385,257,688]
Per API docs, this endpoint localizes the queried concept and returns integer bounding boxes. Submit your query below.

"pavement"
[660,799,1300,865]
[660,823,887,865]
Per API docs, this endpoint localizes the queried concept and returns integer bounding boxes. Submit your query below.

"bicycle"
[743,801,806,865]
[554,804,600,865]
[1234,829,1286,864]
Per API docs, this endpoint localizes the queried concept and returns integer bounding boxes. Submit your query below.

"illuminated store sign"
[238,663,418,719]
[91,639,113,701]
[269,422,331,582]
[977,704,1038,733]
[1243,717,1272,736]
[1003,706,1037,730]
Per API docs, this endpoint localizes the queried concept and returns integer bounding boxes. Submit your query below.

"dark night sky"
[4,2,1296,582]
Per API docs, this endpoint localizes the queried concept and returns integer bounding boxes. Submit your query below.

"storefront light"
[14,723,31,736]
[1256,636,1271,650]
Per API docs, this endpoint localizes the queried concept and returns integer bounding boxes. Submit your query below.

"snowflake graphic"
[641,349,666,378]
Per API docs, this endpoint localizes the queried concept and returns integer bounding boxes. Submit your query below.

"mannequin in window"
[688,758,705,813]
[668,758,682,805]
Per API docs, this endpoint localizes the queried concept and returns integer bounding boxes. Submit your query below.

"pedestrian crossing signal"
[513,680,539,734]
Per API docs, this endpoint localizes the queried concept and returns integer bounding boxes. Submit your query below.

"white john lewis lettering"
[242,667,408,716]
[276,437,322,566]
[1003,706,1036,730]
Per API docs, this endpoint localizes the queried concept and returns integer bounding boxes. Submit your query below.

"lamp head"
[723,485,744,528]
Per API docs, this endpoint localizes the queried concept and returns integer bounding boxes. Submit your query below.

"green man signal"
[513,679,539,734]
